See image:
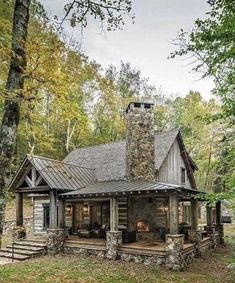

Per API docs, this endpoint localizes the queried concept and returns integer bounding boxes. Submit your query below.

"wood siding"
[158,140,192,188]
[33,197,49,235]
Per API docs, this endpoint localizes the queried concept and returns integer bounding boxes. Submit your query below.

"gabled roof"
[9,155,96,191]
[64,129,196,182]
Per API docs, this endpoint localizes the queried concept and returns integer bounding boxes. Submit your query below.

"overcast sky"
[40,0,214,100]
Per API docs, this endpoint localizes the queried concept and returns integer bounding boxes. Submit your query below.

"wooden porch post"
[58,199,65,229]
[190,198,198,230]
[169,194,179,234]
[49,189,58,229]
[216,201,221,225]
[16,192,23,226]
[206,204,213,226]
[110,196,118,231]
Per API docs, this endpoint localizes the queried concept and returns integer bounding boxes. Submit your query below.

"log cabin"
[5,102,224,270]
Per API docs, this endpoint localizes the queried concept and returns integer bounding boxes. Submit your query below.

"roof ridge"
[65,129,180,153]
[27,154,95,171]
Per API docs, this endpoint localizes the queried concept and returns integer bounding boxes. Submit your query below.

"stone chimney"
[126,102,155,181]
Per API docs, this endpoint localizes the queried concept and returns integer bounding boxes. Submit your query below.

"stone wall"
[118,252,165,265]
[3,217,33,236]
[126,102,155,181]
[128,197,168,231]
[64,246,106,258]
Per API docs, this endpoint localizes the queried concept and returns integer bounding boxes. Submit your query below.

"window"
[43,204,50,229]
[181,167,186,184]
[43,204,58,229]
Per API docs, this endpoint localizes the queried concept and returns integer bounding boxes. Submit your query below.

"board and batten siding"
[33,197,49,235]
[158,139,192,188]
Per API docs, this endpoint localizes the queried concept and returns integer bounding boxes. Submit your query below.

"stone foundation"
[46,229,66,255]
[188,230,203,256]
[182,248,197,266]
[165,234,185,271]
[118,252,165,265]
[64,246,106,258]
[106,231,122,260]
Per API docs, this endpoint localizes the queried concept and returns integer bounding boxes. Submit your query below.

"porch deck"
[65,236,196,255]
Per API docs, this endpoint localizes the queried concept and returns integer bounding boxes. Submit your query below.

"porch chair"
[77,223,92,238]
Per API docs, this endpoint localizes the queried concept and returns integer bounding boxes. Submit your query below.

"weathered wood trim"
[216,201,221,225]
[58,199,65,228]
[49,189,58,229]
[190,198,198,230]
[206,204,212,226]
[110,197,118,231]
[16,192,23,226]
[169,194,179,234]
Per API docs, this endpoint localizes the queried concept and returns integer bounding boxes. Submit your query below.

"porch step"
[1,247,42,257]
[6,244,45,252]
[0,239,47,262]
[15,240,47,248]
[0,251,30,261]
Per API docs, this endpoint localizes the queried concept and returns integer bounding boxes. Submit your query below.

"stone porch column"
[46,229,66,255]
[106,231,122,260]
[106,196,121,260]
[165,234,185,271]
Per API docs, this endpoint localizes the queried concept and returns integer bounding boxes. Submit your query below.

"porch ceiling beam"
[16,186,50,193]
[25,175,32,187]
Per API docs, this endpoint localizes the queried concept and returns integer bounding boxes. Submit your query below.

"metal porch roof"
[9,155,97,191]
[60,180,200,198]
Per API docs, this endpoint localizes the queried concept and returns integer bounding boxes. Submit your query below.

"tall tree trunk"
[0,0,31,248]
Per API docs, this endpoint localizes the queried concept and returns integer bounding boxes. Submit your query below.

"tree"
[0,0,133,248]
[0,0,31,248]
[170,0,235,118]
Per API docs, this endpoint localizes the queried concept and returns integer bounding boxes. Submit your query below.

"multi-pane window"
[181,167,186,184]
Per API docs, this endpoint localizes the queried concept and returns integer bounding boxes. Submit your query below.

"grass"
[0,225,234,283]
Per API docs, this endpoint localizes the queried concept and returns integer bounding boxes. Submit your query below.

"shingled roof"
[64,130,186,182]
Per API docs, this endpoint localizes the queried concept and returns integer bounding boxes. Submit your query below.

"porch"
[13,179,224,270]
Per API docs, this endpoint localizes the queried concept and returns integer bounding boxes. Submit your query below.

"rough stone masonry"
[126,102,155,181]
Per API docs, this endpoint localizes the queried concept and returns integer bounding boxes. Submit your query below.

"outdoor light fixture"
[83,203,89,213]
[65,205,72,214]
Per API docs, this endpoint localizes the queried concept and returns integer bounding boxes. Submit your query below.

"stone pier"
[106,231,122,260]
[46,229,67,255]
[188,229,202,256]
[165,234,184,271]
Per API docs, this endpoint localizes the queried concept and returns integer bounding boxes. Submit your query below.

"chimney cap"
[126,102,154,113]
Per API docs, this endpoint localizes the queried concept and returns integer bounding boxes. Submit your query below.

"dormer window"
[181,167,186,185]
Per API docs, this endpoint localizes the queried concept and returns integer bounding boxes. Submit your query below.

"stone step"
[0,251,30,261]
[2,248,41,256]
[15,241,47,248]
[6,244,44,252]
